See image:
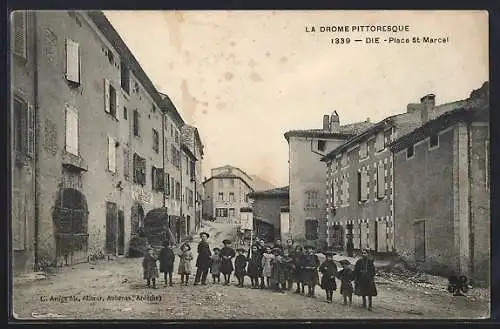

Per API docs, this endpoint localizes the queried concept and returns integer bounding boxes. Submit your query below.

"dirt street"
[12,222,490,320]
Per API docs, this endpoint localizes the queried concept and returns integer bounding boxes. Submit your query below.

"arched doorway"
[52,188,89,266]
[131,203,145,236]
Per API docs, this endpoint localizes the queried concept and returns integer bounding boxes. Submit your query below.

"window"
[120,63,130,94]
[151,166,164,192]
[305,190,319,209]
[133,109,140,137]
[152,129,159,153]
[218,192,224,201]
[170,124,174,137]
[358,171,368,201]
[152,104,156,113]
[384,129,392,148]
[12,11,27,59]
[170,177,175,197]
[377,163,385,198]
[229,208,235,217]
[123,107,128,120]
[375,132,385,152]
[107,136,116,173]
[407,145,414,159]
[359,142,367,159]
[189,190,194,206]
[104,79,118,118]
[230,178,235,187]
[171,146,181,168]
[65,104,79,156]
[175,130,179,144]
[185,155,189,174]
[216,208,228,217]
[218,179,224,188]
[245,193,249,203]
[123,148,130,181]
[229,192,235,202]
[318,140,326,152]
[305,219,319,240]
[429,134,439,149]
[175,182,181,201]
[13,97,34,159]
[133,153,146,185]
[190,160,196,181]
[65,38,80,84]
[165,173,170,196]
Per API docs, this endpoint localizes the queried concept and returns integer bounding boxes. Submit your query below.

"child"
[220,239,236,285]
[302,245,320,298]
[142,247,159,289]
[337,259,354,306]
[270,248,286,292]
[178,243,193,286]
[210,247,222,284]
[318,251,338,303]
[159,240,175,286]
[282,248,294,290]
[247,245,262,289]
[234,248,248,287]
[353,249,377,311]
[261,246,274,288]
[292,245,305,294]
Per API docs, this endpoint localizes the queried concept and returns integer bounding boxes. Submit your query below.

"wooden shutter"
[123,148,130,180]
[65,105,78,155]
[65,38,80,83]
[26,103,34,158]
[108,136,116,172]
[377,163,385,198]
[141,158,146,185]
[165,173,170,196]
[104,79,110,113]
[151,166,156,190]
[13,11,27,58]
[115,90,120,120]
[360,171,368,201]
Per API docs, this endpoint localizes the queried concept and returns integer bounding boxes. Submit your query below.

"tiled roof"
[388,107,489,153]
[202,173,253,190]
[248,186,289,198]
[284,121,374,142]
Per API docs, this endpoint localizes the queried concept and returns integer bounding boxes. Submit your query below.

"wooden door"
[414,221,426,261]
[377,221,387,252]
[106,202,117,254]
[117,210,125,255]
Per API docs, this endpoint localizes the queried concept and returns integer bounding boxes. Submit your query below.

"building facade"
[202,165,254,223]
[10,10,204,272]
[389,86,489,281]
[248,186,289,242]
[284,112,372,248]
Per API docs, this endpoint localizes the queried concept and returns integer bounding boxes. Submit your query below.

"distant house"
[389,96,489,281]
[248,186,289,242]
[284,112,372,247]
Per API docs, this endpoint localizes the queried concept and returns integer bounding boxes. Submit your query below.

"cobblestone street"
[13,222,489,320]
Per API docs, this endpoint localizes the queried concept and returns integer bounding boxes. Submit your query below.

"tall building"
[202,165,254,223]
[284,113,372,247]
[10,10,204,273]
[389,83,489,281]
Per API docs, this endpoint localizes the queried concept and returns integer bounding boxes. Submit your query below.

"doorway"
[106,202,118,255]
[186,215,191,235]
[175,218,181,243]
[117,210,125,255]
[414,220,426,261]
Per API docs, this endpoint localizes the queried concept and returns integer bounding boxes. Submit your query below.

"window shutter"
[377,163,385,198]
[360,171,367,201]
[26,103,34,158]
[13,11,27,58]
[104,79,110,113]
[108,136,116,172]
[123,148,130,180]
[65,38,80,83]
[165,173,170,195]
[65,105,78,155]
[151,166,156,190]
[115,92,120,120]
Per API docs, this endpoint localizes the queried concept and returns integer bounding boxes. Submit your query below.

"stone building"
[284,113,372,248]
[10,10,204,272]
[389,84,489,281]
[202,165,254,223]
[248,186,289,242]
[321,88,481,254]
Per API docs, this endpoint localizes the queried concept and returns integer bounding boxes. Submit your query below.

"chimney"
[330,111,340,133]
[420,94,436,123]
[323,115,330,131]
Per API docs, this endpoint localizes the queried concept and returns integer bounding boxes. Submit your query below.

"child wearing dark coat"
[270,248,286,292]
[220,239,236,285]
[210,247,222,283]
[282,248,294,290]
[247,245,262,289]
[292,245,305,294]
[301,245,320,297]
[318,251,338,303]
[337,259,354,306]
[234,248,248,287]
[159,240,175,286]
[143,247,159,289]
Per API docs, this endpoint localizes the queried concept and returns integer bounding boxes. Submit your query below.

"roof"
[321,115,399,162]
[248,186,289,199]
[388,107,489,153]
[284,121,374,142]
[202,173,254,190]
[87,12,185,126]
[160,93,185,126]
[181,124,204,158]
[211,165,253,181]
[181,143,197,161]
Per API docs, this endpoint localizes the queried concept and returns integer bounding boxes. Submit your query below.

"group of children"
[142,237,361,307]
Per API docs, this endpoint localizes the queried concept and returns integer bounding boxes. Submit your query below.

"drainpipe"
[467,122,474,279]
[33,12,40,271]
[161,113,165,208]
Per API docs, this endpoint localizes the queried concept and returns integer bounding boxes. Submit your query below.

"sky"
[104,10,488,187]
